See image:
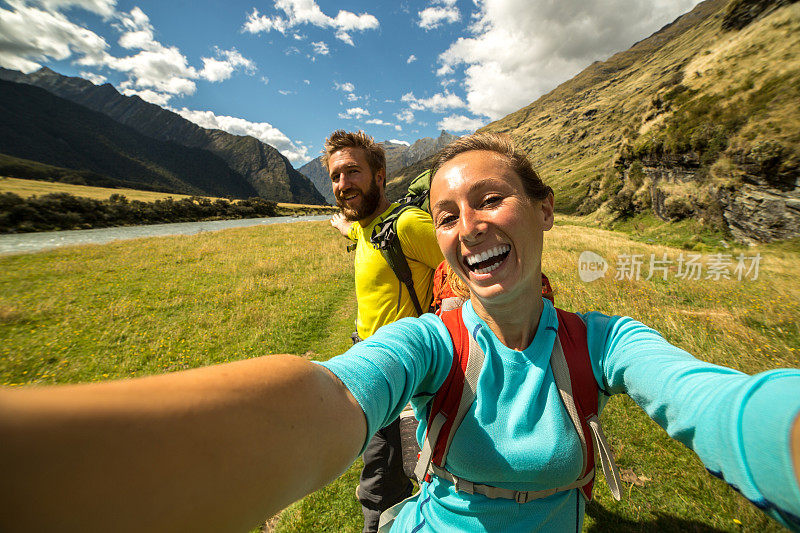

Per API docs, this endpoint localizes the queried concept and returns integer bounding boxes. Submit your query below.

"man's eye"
[436,214,457,227]
[482,195,502,207]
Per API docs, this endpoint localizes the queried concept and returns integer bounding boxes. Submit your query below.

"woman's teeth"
[465,244,511,274]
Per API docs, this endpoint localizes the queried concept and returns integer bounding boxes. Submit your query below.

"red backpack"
[412,303,622,503]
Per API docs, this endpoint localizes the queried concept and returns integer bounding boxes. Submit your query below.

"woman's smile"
[430,150,553,304]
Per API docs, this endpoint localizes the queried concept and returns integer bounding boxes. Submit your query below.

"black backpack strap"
[370,205,425,316]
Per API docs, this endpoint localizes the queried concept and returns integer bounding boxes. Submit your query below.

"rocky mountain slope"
[299,131,458,204]
[479,0,799,243]
[0,67,325,205]
[0,79,257,198]
[297,157,336,205]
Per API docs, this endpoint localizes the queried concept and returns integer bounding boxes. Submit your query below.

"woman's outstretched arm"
[794,414,800,488]
[0,354,366,533]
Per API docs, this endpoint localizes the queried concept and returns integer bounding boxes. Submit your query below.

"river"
[0,215,331,255]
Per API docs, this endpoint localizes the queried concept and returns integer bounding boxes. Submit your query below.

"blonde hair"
[430,132,553,202]
[321,130,386,177]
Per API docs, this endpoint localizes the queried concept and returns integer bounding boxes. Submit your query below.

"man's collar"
[358,202,399,231]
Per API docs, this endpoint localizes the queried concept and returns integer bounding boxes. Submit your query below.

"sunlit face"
[328,147,385,222]
[430,150,554,305]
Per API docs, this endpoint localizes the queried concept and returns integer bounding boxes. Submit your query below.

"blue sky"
[0,0,701,166]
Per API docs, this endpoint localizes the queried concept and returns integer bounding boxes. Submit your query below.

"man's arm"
[330,212,353,238]
[0,355,366,533]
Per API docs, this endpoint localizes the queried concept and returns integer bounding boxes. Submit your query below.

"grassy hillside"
[480,0,799,243]
[1,221,797,531]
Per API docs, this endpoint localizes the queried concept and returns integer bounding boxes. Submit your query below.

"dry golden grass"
[0,176,207,202]
[545,222,800,374]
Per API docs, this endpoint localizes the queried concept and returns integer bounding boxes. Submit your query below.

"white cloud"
[395,109,414,123]
[200,48,255,82]
[123,87,172,106]
[338,107,370,119]
[261,76,270,84]
[0,2,255,104]
[104,8,255,102]
[395,124,402,131]
[108,46,198,96]
[37,0,116,17]
[80,70,107,84]
[311,40,329,55]
[334,80,359,101]
[0,1,255,111]
[438,114,484,133]
[439,0,702,120]
[278,89,294,95]
[334,81,355,92]
[407,54,417,64]
[418,5,460,30]
[366,118,395,127]
[303,79,310,84]
[388,139,410,146]
[174,107,310,164]
[401,91,466,113]
[242,1,379,46]
[0,0,109,73]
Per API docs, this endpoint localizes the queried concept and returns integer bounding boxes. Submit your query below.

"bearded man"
[324,130,443,532]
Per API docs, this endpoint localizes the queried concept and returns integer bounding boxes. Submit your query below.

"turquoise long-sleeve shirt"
[320,298,800,531]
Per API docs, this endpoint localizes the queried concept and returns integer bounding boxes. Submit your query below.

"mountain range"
[0,0,797,242]
[0,67,325,204]
[478,0,799,243]
[298,131,457,204]
[381,0,798,244]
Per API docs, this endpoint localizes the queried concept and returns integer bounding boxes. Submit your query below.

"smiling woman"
[1,133,799,533]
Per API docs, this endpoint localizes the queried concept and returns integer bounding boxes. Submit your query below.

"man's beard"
[336,177,382,222]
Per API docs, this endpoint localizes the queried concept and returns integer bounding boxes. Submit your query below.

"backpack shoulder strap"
[414,306,484,482]
[552,308,622,501]
[370,204,425,315]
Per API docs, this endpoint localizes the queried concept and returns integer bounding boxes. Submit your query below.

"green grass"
[0,221,355,386]
[1,220,798,532]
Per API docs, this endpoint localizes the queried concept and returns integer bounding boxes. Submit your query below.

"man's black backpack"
[368,170,433,316]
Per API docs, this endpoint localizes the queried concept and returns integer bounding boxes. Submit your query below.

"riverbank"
[0,191,337,235]
[0,214,330,255]
[1,221,797,531]
[0,176,337,234]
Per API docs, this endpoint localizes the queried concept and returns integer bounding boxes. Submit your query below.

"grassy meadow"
[1,219,798,532]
